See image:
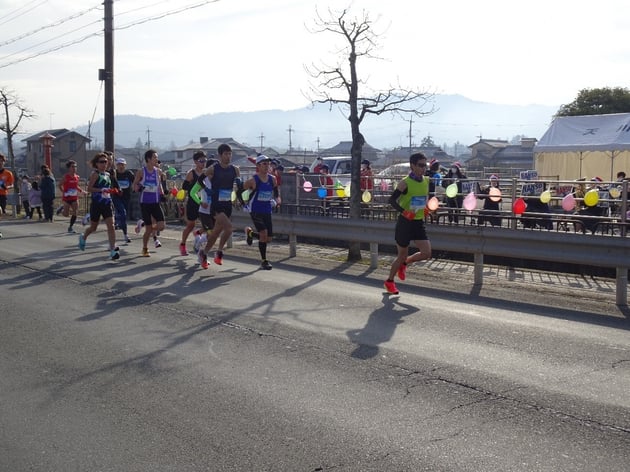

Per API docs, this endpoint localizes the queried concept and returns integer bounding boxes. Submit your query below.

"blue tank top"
[250,174,274,214]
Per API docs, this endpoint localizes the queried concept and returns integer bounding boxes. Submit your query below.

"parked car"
[308,156,352,175]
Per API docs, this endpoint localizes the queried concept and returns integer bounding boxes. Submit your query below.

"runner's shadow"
[347,294,419,360]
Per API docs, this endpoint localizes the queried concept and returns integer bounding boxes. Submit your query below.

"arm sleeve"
[389,189,404,213]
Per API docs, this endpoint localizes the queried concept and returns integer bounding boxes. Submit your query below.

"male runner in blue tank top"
[384,152,433,294]
[242,154,280,270]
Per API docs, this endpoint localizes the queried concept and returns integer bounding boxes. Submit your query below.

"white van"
[309,156,352,175]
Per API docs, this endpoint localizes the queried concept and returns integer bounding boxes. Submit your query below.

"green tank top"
[399,175,429,220]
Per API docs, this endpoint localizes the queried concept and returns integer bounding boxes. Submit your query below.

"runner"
[58,160,85,233]
[179,150,207,255]
[242,154,280,270]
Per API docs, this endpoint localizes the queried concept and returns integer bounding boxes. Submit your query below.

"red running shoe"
[384,280,399,294]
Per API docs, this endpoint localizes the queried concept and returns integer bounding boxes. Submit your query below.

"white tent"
[534,112,630,181]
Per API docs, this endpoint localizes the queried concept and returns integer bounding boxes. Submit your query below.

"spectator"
[476,174,502,227]
[20,175,31,219]
[442,162,467,224]
[360,159,373,192]
[40,165,56,222]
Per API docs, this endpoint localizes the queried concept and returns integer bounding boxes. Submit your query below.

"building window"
[69,141,77,152]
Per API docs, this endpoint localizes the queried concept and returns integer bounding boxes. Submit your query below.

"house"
[171,137,257,170]
[466,138,536,177]
[22,129,91,178]
[320,141,381,163]
[384,146,454,168]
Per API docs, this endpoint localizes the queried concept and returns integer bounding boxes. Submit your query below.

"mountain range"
[74,94,559,152]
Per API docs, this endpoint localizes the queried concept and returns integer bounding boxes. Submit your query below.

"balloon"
[489,187,502,202]
[176,189,186,201]
[242,189,250,201]
[362,191,372,203]
[336,187,345,197]
[540,190,551,204]
[427,196,439,211]
[463,191,476,211]
[170,187,178,196]
[303,181,313,192]
[512,197,526,215]
[562,193,576,211]
[317,187,327,198]
[344,184,351,197]
[611,187,621,199]
[168,167,177,177]
[445,183,458,199]
[584,189,599,207]
[231,190,236,202]
[380,180,389,191]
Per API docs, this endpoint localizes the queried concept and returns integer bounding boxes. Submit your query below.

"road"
[1,217,630,471]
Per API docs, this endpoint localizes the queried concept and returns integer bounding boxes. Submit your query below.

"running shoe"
[154,238,161,248]
[125,235,132,243]
[135,219,144,234]
[397,262,407,281]
[81,213,90,225]
[261,259,272,270]
[193,235,201,252]
[179,243,188,256]
[142,247,150,257]
[245,226,254,246]
[213,250,223,265]
[198,249,209,269]
[384,280,399,294]
[67,226,75,234]
[110,249,120,260]
[78,234,86,251]
[0,232,3,239]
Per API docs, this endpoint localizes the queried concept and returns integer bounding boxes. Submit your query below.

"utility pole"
[407,117,413,150]
[102,0,114,152]
[258,132,265,153]
[145,127,151,149]
[316,137,320,156]
[287,124,293,152]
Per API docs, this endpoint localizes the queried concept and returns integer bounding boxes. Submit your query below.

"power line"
[0,0,49,27]
[0,0,221,69]
[0,4,102,48]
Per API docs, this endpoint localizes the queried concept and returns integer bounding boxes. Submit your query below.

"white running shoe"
[135,219,144,234]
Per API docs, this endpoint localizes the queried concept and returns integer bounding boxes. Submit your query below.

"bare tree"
[0,87,35,179]
[305,6,434,261]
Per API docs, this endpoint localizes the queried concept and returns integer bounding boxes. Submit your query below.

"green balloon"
[445,183,458,199]
[168,167,177,177]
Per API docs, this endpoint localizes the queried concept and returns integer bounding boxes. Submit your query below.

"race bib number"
[410,196,427,212]
[257,190,272,201]
[143,184,158,193]
[218,189,232,202]
[64,189,78,197]
[118,179,130,189]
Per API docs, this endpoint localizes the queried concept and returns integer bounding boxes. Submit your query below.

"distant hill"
[75,94,558,151]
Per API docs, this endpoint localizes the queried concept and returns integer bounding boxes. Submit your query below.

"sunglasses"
[97,160,108,164]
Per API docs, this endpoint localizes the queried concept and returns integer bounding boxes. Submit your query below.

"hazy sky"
[1,0,629,142]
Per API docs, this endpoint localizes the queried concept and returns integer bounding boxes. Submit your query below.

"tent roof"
[534,112,630,152]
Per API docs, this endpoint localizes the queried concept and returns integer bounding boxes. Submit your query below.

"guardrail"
[230,212,630,306]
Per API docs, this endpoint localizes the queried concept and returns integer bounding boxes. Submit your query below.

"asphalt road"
[1,217,630,471]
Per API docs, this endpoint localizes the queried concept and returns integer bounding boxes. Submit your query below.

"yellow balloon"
[362,191,372,203]
[584,189,599,207]
[242,189,250,201]
[540,190,551,204]
[231,190,237,202]
[336,188,345,197]
[176,189,186,201]
[610,187,621,199]
[344,184,351,197]
[445,183,458,199]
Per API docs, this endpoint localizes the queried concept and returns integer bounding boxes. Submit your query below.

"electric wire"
[0,0,49,27]
[0,4,103,48]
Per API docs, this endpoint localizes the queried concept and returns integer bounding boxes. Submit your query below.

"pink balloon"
[562,193,576,211]
[463,191,477,211]
[380,180,389,191]
[427,196,439,211]
[489,187,501,202]
[303,181,312,192]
